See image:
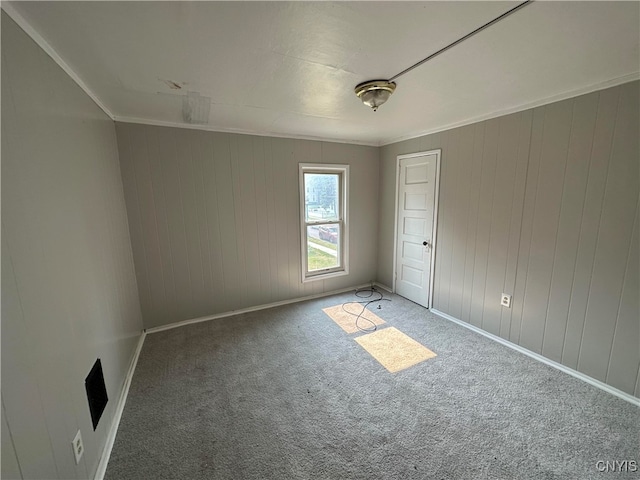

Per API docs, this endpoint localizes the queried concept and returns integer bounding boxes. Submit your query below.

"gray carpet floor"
[105,289,639,479]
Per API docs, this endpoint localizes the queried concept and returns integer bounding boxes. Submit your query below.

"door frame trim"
[392,149,442,308]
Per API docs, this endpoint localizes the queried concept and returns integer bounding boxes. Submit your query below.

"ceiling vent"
[182,91,211,124]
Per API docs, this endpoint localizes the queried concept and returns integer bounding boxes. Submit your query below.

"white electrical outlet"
[501,293,512,308]
[72,430,84,465]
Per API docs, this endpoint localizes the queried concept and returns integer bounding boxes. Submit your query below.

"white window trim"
[299,163,349,283]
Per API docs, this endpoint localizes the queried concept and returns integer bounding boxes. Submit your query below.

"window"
[299,164,349,282]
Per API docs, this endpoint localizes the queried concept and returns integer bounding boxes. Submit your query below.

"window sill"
[302,269,349,283]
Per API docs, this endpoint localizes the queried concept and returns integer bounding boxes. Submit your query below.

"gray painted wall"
[115,123,379,329]
[2,13,143,479]
[378,81,639,397]
[2,10,637,480]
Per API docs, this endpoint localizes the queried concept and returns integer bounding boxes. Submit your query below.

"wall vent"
[85,359,108,430]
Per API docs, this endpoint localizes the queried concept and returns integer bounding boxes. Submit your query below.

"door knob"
[423,241,431,249]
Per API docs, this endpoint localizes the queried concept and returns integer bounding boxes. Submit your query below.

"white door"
[394,151,440,308]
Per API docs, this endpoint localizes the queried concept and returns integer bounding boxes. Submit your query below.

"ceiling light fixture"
[354,80,396,112]
[354,0,532,111]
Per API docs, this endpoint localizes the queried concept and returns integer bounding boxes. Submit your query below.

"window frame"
[299,163,349,282]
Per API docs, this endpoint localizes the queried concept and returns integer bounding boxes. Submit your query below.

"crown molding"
[113,116,380,147]
[1,1,115,120]
[380,72,640,147]
[3,2,637,149]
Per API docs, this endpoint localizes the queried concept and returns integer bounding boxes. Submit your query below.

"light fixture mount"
[354,80,396,112]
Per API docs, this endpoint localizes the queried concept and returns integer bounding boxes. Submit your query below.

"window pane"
[307,224,340,271]
[304,173,339,222]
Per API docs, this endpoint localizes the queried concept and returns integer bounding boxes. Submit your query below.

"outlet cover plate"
[501,293,512,308]
[72,430,83,465]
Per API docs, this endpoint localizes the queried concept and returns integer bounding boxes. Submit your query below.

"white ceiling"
[5,1,639,146]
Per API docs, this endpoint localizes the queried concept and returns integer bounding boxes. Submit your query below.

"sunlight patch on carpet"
[322,304,386,334]
[355,327,437,373]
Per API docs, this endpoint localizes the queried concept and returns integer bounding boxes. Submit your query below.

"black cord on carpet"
[341,286,391,333]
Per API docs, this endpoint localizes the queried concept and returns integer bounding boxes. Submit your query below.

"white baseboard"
[431,309,639,407]
[145,284,374,334]
[94,297,637,480]
[92,284,373,476]
[94,331,147,480]
[373,282,393,293]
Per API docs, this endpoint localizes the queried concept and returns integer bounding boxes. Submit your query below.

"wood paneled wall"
[378,81,639,397]
[2,13,143,479]
[115,124,380,329]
